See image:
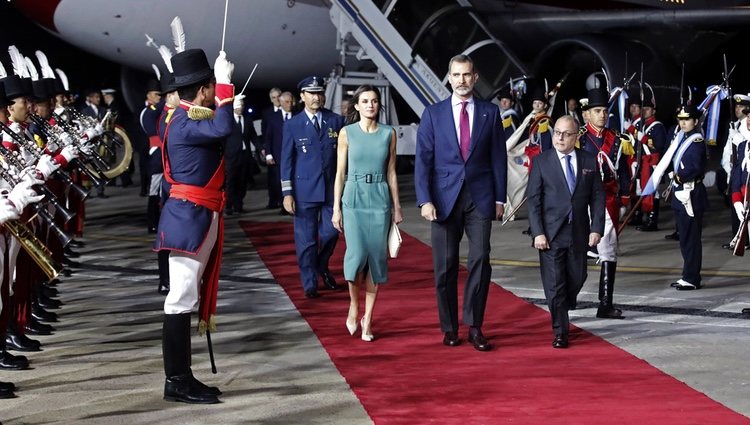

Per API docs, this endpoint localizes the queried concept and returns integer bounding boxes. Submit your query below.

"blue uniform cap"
[298,76,325,93]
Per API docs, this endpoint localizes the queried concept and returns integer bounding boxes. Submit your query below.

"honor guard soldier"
[668,105,707,290]
[578,87,624,319]
[523,87,553,166]
[496,88,519,141]
[152,48,235,404]
[722,94,750,249]
[280,76,345,298]
[729,103,750,251]
[633,96,668,231]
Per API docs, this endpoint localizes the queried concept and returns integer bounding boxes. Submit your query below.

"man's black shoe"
[191,376,222,396]
[304,290,320,299]
[62,257,81,268]
[64,247,80,258]
[442,332,461,347]
[664,231,679,241]
[5,332,41,352]
[38,293,62,309]
[552,335,569,348]
[320,271,339,290]
[148,227,157,234]
[164,375,220,404]
[468,330,492,351]
[158,281,170,295]
[25,319,55,336]
[32,304,58,322]
[596,305,624,319]
[0,381,16,391]
[0,350,29,370]
[68,239,85,248]
[722,242,733,250]
[0,387,16,399]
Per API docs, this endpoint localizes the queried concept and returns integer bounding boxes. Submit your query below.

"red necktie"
[459,101,470,161]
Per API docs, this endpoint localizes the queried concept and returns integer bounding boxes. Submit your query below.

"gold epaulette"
[502,116,513,129]
[578,127,586,136]
[538,119,549,133]
[34,134,46,149]
[187,105,215,121]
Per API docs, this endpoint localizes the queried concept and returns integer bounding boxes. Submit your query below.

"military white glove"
[79,143,93,155]
[34,154,61,179]
[0,199,21,223]
[8,178,44,211]
[46,139,60,153]
[734,201,746,221]
[60,145,79,163]
[233,94,245,110]
[213,50,234,84]
[94,123,105,136]
[59,132,74,147]
[83,127,98,140]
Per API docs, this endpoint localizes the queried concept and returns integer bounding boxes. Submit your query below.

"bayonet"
[680,63,685,105]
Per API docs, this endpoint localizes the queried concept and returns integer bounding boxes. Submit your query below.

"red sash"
[162,111,226,334]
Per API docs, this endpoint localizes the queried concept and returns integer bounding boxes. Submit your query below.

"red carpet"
[240,221,749,424]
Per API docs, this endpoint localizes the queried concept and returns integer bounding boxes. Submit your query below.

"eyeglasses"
[553,130,577,138]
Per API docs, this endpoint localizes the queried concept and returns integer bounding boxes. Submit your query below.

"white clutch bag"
[388,222,402,258]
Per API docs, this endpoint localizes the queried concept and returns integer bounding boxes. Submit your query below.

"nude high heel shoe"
[360,318,374,342]
[346,318,358,336]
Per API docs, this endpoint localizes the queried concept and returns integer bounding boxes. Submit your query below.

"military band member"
[578,88,624,319]
[721,94,750,249]
[496,88,519,141]
[668,105,707,290]
[729,106,750,252]
[633,98,668,232]
[280,76,345,298]
[153,48,234,404]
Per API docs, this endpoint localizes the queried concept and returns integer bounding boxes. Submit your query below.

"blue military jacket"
[154,100,233,254]
[280,108,345,204]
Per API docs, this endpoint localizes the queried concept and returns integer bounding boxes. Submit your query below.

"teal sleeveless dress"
[342,123,393,284]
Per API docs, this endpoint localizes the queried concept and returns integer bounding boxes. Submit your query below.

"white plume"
[55,68,70,91]
[0,61,6,79]
[8,45,29,78]
[158,45,173,73]
[35,50,56,79]
[152,64,161,80]
[24,57,39,81]
[171,16,186,53]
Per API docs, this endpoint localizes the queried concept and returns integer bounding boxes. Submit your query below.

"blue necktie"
[565,154,576,222]
[312,115,321,133]
[565,154,576,194]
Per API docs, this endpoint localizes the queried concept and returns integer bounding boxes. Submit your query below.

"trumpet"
[3,219,63,280]
[0,120,90,203]
[28,113,108,188]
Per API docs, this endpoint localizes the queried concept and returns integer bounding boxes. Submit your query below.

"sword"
[502,197,527,225]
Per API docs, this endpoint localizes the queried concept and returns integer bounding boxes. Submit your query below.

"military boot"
[596,261,624,319]
[157,251,170,295]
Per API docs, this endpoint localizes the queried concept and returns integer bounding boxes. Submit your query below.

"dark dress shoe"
[5,332,42,352]
[64,247,80,258]
[552,335,569,348]
[442,332,461,347]
[304,290,320,299]
[62,258,81,268]
[68,239,86,248]
[0,381,16,391]
[32,304,58,323]
[0,387,16,399]
[742,308,750,314]
[664,231,679,241]
[320,271,339,290]
[158,281,170,295]
[63,268,72,277]
[596,305,624,319]
[636,222,658,232]
[164,374,220,404]
[191,376,222,396]
[721,242,733,250]
[38,293,62,309]
[148,227,158,234]
[0,350,29,370]
[468,331,492,351]
[675,282,701,291]
[25,319,55,336]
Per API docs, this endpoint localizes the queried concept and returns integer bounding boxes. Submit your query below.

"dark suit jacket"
[527,148,605,248]
[263,109,285,161]
[415,97,507,221]
[225,113,255,168]
[80,103,105,120]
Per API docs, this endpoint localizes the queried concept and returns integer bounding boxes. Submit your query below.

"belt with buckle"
[347,173,384,183]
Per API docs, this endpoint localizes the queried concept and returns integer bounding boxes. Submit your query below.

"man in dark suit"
[527,115,605,348]
[280,77,345,298]
[415,55,507,351]
[264,91,293,211]
[224,94,255,215]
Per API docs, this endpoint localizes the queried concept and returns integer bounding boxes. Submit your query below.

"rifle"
[626,63,645,204]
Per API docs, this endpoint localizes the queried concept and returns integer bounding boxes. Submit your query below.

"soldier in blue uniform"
[668,105,707,291]
[153,48,234,404]
[280,76,346,298]
[496,88,519,141]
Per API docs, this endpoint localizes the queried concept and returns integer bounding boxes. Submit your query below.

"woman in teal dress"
[332,85,402,341]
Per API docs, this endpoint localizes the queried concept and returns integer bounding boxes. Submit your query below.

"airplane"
[9,0,750,126]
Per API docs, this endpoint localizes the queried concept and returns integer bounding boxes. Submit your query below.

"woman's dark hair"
[345,84,382,124]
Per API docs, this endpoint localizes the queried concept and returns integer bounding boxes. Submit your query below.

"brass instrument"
[3,219,62,280]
